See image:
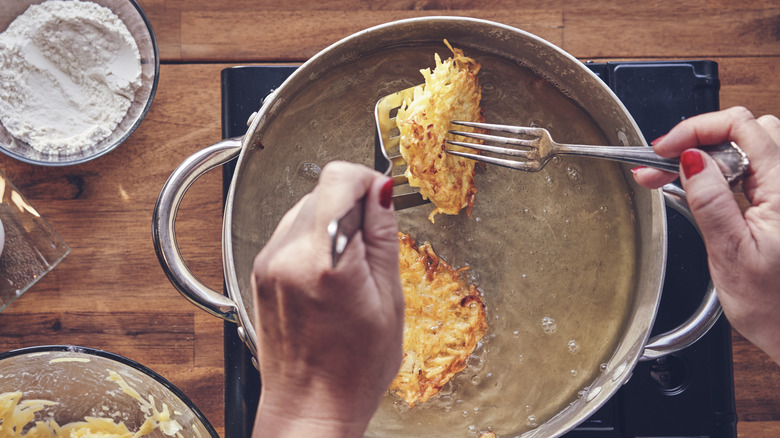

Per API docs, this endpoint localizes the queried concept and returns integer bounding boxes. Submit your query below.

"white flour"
[0,0,142,155]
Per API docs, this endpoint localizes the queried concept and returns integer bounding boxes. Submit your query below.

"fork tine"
[451,121,546,137]
[446,140,536,159]
[446,149,543,171]
[448,130,537,149]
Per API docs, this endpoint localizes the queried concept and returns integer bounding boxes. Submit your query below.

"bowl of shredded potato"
[0,345,217,437]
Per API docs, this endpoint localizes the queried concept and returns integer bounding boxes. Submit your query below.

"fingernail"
[379,178,393,209]
[631,166,647,175]
[651,135,666,146]
[680,149,705,179]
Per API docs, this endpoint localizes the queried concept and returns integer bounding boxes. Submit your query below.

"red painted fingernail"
[631,166,647,174]
[651,135,666,146]
[379,178,393,209]
[680,149,705,178]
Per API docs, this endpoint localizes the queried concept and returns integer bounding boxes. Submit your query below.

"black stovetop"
[220,61,736,438]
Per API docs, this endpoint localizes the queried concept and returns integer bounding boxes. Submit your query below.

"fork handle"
[556,142,749,183]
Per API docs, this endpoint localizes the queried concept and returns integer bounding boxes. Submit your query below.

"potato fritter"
[396,40,485,223]
[390,233,488,406]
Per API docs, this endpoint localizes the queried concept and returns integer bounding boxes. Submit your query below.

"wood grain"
[0,63,229,437]
[733,332,780,423]
[139,1,780,60]
[176,9,563,61]
[138,0,780,120]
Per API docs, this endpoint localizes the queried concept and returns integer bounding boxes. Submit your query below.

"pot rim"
[223,10,661,367]
[220,16,668,437]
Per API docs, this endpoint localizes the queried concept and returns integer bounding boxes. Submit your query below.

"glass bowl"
[0,0,159,166]
[0,345,218,437]
[0,169,70,312]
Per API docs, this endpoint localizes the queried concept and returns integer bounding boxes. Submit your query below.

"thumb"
[679,149,751,261]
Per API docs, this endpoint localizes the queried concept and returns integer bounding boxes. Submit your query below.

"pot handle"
[639,183,723,361]
[152,138,243,323]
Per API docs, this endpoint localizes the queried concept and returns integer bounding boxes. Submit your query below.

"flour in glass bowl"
[0,0,142,155]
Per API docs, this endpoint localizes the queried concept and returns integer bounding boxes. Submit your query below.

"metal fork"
[446,121,749,184]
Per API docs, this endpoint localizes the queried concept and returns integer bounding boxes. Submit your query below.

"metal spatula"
[330,85,428,267]
[374,84,430,211]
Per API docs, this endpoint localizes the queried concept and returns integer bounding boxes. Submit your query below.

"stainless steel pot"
[153,17,721,437]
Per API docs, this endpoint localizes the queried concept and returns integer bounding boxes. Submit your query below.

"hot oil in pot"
[229,43,637,437]
[367,53,637,437]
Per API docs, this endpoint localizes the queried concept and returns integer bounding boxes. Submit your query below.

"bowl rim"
[0,344,219,437]
[0,0,161,166]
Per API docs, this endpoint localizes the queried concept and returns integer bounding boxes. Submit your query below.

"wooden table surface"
[0,1,778,437]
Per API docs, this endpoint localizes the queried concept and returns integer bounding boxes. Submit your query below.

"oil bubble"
[435,394,453,410]
[567,339,580,353]
[393,399,412,414]
[566,166,582,183]
[541,317,557,334]
[600,363,608,372]
[462,410,469,418]
[299,162,321,180]
[471,375,481,385]
[439,383,454,397]
[571,369,578,377]
[482,79,496,97]
[513,330,521,338]
[618,130,629,146]
[518,354,525,363]
[545,175,555,186]
[468,354,484,372]
[526,415,539,427]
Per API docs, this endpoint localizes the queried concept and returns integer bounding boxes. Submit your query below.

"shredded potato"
[0,371,194,438]
[390,233,488,406]
[396,40,485,222]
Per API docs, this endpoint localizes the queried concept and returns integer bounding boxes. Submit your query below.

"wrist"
[254,407,368,438]
[253,383,377,438]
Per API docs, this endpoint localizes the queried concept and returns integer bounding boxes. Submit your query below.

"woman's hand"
[251,161,404,437]
[633,106,780,364]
